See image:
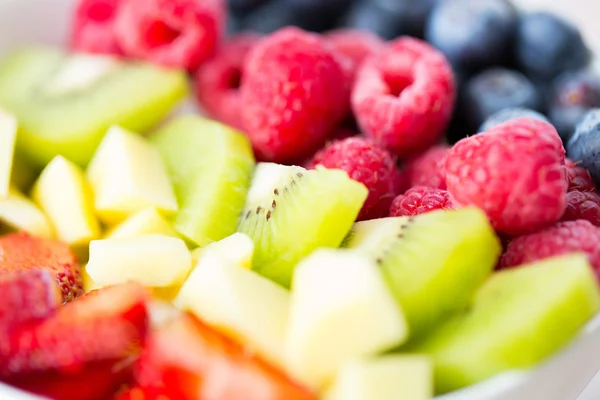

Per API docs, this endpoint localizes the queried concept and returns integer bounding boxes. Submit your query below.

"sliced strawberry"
[0,233,83,302]
[135,313,315,400]
[0,283,149,400]
[0,270,61,329]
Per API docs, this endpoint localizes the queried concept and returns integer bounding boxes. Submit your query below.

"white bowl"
[0,0,599,399]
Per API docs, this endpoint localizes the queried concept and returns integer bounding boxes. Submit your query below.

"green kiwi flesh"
[411,253,600,394]
[237,163,368,288]
[0,47,188,167]
[342,207,502,340]
[151,116,255,247]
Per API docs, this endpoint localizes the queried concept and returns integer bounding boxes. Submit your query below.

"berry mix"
[0,0,599,399]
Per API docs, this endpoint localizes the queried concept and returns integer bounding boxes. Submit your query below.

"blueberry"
[425,0,518,72]
[549,70,600,142]
[342,0,407,40]
[516,12,590,81]
[372,0,439,38]
[479,107,548,132]
[567,109,600,186]
[239,0,339,33]
[463,68,542,130]
[228,0,271,15]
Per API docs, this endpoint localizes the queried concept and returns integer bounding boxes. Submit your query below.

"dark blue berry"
[227,0,271,15]
[463,68,542,130]
[479,107,548,132]
[515,12,590,81]
[425,0,518,72]
[549,70,600,142]
[567,109,600,186]
[371,0,439,38]
[239,0,341,33]
[342,0,408,40]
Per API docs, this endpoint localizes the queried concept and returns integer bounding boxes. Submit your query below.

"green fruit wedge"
[151,116,255,246]
[342,207,502,340]
[237,163,368,288]
[0,47,188,167]
[412,253,600,394]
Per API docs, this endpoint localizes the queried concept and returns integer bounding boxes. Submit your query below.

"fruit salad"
[0,0,599,399]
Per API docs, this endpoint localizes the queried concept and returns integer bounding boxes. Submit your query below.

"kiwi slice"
[342,207,502,340]
[237,163,368,288]
[411,253,600,394]
[0,47,188,167]
[151,116,255,247]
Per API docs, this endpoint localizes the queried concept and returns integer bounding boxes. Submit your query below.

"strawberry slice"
[135,313,315,400]
[0,269,61,329]
[0,233,83,302]
[0,283,149,400]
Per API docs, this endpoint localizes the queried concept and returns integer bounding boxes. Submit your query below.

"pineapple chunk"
[190,232,254,269]
[33,156,100,246]
[0,109,17,198]
[284,249,408,389]
[175,250,290,367]
[87,234,192,287]
[105,207,178,239]
[87,126,178,224]
[80,264,102,292]
[325,356,433,400]
[0,188,53,238]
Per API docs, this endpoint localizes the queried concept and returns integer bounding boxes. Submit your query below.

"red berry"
[241,28,348,163]
[325,29,385,83]
[500,220,600,277]
[195,34,261,131]
[402,145,449,190]
[389,186,454,217]
[561,190,600,226]
[565,158,595,192]
[308,137,400,221]
[351,37,455,158]
[71,0,122,55]
[445,118,567,235]
[114,0,225,71]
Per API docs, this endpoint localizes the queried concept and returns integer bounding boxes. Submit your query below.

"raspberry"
[561,190,600,226]
[389,186,454,217]
[71,0,122,55]
[565,158,595,192]
[445,118,567,235]
[351,37,455,158]
[114,0,225,71]
[308,137,400,221]
[195,34,260,131]
[402,145,449,190]
[499,220,600,277]
[240,28,348,163]
[325,29,385,83]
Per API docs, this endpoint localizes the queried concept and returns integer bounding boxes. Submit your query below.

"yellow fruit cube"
[325,356,432,400]
[87,234,192,287]
[190,232,254,269]
[0,109,17,198]
[33,156,100,247]
[0,188,53,238]
[284,249,408,389]
[105,207,178,239]
[175,250,289,367]
[87,126,178,224]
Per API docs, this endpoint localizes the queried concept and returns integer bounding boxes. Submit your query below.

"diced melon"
[87,126,178,224]
[87,234,192,287]
[105,207,178,239]
[0,108,17,197]
[80,264,101,292]
[284,249,408,389]
[325,356,433,400]
[0,188,53,238]
[190,232,254,269]
[32,155,100,247]
[175,250,289,367]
